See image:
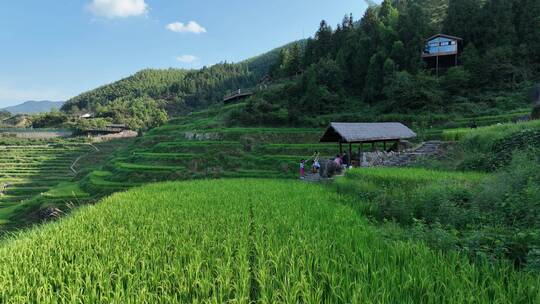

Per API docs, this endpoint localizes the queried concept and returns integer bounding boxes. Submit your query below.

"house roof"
[223,90,253,104]
[79,113,95,118]
[320,122,417,143]
[426,34,463,41]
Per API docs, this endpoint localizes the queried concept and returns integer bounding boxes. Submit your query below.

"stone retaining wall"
[0,131,73,139]
[359,151,399,167]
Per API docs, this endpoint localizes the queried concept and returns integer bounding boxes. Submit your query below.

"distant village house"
[223,89,253,104]
[422,34,463,76]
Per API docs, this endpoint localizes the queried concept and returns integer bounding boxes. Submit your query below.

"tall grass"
[336,166,540,269]
[442,119,540,142]
[0,179,537,302]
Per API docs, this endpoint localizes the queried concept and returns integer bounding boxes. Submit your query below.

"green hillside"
[55,0,539,131]
[231,0,539,127]
[60,42,301,121]
[0,180,537,302]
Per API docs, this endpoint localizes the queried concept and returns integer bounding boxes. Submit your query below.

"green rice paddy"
[0,179,537,303]
[0,143,91,208]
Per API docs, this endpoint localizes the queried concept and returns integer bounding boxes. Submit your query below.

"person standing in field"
[311,151,321,173]
[299,159,306,179]
[334,155,342,166]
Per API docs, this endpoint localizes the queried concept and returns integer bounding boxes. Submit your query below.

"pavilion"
[319,122,417,165]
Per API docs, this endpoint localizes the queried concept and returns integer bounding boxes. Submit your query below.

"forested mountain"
[231,0,540,126]
[61,42,301,118]
[2,101,64,114]
[62,65,255,115]
[63,0,540,128]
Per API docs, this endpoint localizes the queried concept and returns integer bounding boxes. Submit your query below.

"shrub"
[532,105,540,120]
[337,160,540,269]
[32,111,69,128]
[475,150,540,228]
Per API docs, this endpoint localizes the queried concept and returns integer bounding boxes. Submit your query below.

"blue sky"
[0,0,369,107]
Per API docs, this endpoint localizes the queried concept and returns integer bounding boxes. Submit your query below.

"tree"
[363,52,386,103]
[443,0,482,44]
[313,20,333,60]
[379,0,399,27]
[98,96,168,130]
[360,7,381,44]
[383,71,443,111]
[390,41,407,70]
[397,2,430,72]
[460,43,483,86]
[483,46,519,87]
[32,111,69,128]
[383,58,396,85]
[283,44,302,76]
[315,57,344,93]
[480,0,516,49]
[441,67,471,96]
[514,0,540,69]
[0,110,11,121]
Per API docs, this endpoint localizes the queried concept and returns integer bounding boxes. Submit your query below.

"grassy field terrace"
[79,105,537,199]
[0,142,95,223]
[0,138,134,229]
[91,127,333,188]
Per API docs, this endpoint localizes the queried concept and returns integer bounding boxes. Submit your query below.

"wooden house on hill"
[422,34,463,76]
[223,89,253,104]
[78,124,130,137]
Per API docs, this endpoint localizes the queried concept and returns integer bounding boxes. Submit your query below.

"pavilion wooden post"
[396,140,401,152]
[383,141,387,151]
[358,142,364,167]
[339,142,343,155]
[372,142,375,151]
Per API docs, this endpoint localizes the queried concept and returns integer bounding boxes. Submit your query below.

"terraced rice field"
[83,104,534,195]
[81,105,393,191]
[84,125,342,192]
[0,143,93,223]
[0,179,537,302]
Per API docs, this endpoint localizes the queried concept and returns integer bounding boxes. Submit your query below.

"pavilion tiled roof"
[320,122,417,143]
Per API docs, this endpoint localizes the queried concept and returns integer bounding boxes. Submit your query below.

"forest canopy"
[231,0,540,126]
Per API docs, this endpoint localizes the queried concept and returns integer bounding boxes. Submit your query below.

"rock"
[319,160,342,178]
[184,132,221,141]
[359,141,444,168]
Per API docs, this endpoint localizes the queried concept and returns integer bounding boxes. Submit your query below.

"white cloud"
[166,21,207,34]
[87,0,148,19]
[175,55,199,64]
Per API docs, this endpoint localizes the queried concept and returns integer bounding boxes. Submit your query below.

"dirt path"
[70,144,101,174]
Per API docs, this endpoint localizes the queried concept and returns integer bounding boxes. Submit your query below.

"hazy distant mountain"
[2,101,65,114]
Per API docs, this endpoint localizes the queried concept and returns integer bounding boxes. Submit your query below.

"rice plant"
[0,179,536,303]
